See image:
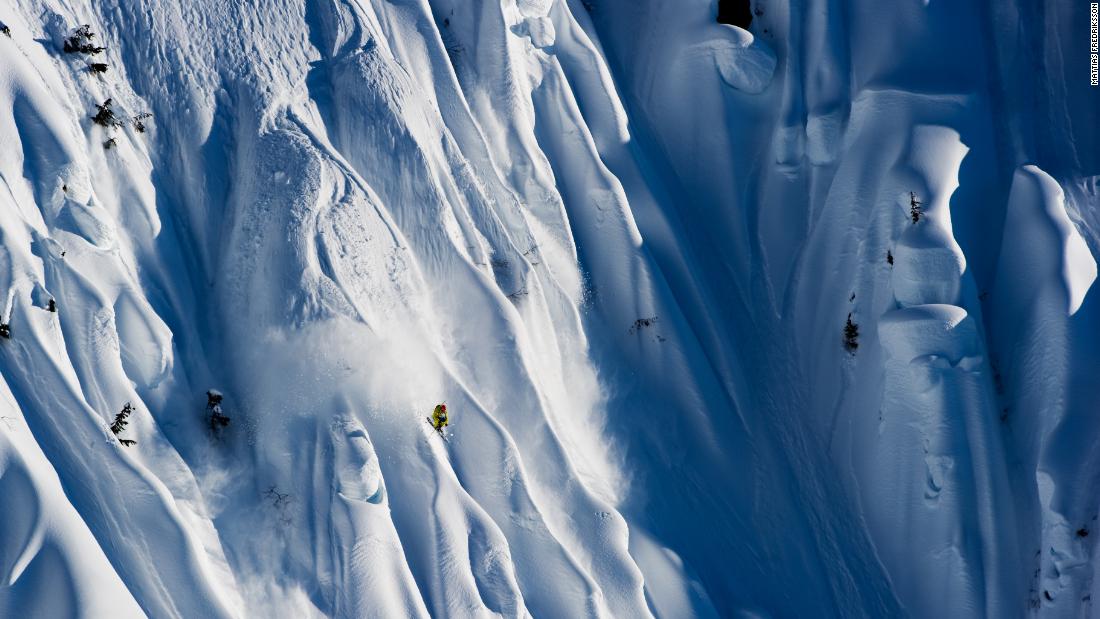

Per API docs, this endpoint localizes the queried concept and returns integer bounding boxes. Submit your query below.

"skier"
[429,403,448,436]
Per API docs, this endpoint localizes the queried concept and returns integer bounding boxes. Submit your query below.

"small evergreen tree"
[110,402,132,434]
[886,250,894,265]
[628,316,658,334]
[132,112,152,133]
[63,25,105,54]
[91,99,117,126]
[88,62,108,74]
[0,321,10,339]
[111,402,137,446]
[843,313,859,353]
[47,299,56,312]
[909,192,922,223]
[1,24,11,37]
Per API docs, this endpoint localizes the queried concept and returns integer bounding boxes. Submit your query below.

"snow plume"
[0,0,1098,617]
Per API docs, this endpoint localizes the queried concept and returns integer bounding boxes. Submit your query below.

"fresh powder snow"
[0,0,1098,617]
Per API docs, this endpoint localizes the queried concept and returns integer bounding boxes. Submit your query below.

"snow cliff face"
[0,0,1098,617]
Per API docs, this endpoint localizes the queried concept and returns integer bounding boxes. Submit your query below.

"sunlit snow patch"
[998,166,1096,315]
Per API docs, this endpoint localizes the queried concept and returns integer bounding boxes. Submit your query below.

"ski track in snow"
[0,0,1098,617]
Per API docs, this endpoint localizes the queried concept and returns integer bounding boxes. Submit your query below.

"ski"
[426,417,448,441]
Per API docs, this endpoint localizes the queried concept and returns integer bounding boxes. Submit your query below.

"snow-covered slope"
[0,0,1097,617]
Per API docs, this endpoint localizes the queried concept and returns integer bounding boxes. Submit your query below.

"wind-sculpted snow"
[0,0,1098,617]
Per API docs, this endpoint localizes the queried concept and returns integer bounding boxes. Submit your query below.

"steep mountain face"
[0,0,1097,617]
